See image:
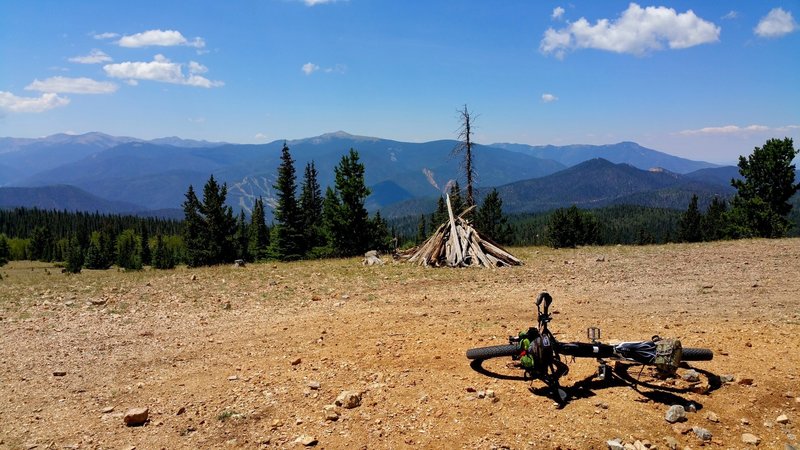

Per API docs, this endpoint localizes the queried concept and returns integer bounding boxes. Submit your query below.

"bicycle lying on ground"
[466,292,713,403]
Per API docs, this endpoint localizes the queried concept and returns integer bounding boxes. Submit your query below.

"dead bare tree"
[453,104,476,208]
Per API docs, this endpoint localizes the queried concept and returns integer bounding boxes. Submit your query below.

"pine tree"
[64,236,84,274]
[140,226,151,266]
[248,197,269,260]
[678,194,703,242]
[431,196,447,230]
[200,175,237,264]
[368,211,392,252]
[116,229,142,270]
[85,232,108,269]
[299,161,324,255]
[272,143,303,260]
[702,197,728,241]
[730,137,799,238]
[324,149,371,257]
[0,234,10,266]
[474,189,512,244]
[416,215,427,245]
[182,185,207,267]
[152,234,175,269]
[234,210,250,261]
[29,225,54,261]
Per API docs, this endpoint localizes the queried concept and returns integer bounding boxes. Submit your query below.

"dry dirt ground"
[1,239,799,449]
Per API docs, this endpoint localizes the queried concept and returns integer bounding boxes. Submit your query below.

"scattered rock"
[692,426,712,441]
[741,433,761,445]
[101,406,115,414]
[633,440,648,450]
[682,369,701,382]
[739,377,755,386]
[227,375,238,381]
[672,423,691,435]
[705,411,719,423]
[123,407,149,426]
[176,406,186,416]
[720,374,735,383]
[89,298,107,306]
[294,435,317,446]
[691,382,710,395]
[665,405,687,423]
[606,439,624,450]
[52,370,67,377]
[486,389,495,399]
[323,405,339,421]
[466,386,477,393]
[596,255,606,262]
[477,390,486,399]
[741,418,751,425]
[189,274,197,281]
[335,390,361,409]
[308,381,321,390]
[663,436,680,450]
[233,259,245,267]
[291,357,302,366]
[776,414,790,424]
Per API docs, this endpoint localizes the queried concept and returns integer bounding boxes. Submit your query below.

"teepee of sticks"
[406,194,522,268]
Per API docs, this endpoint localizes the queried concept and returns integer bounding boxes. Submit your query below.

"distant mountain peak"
[293,131,381,145]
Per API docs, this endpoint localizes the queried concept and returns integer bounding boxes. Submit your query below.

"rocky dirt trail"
[1,239,799,449]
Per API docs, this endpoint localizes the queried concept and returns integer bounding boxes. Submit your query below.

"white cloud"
[302,62,320,75]
[103,54,223,88]
[68,49,112,64]
[117,29,206,49]
[540,3,720,58]
[303,0,338,5]
[254,132,268,140]
[678,124,799,136]
[552,7,565,20]
[722,11,738,20]
[541,93,558,103]
[324,64,347,74]
[25,76,118,94]
[93,32,119,40]
[755,8,798,38]
[0,91,70,113]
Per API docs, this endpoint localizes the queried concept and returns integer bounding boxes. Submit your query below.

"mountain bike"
[466,292,713,403]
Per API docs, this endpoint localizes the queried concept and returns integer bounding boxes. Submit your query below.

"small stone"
[323,405,339,421]
[486,389,495,399]
[665,405,687,423]
[53,370,67,377]
[89,298,107,306]
[190,274,197,281]
[663,436,679,450]
[101,406,115,414]
[738,377,754,386]
[227,375,238,381]
[311,295,321,301]
[672,423,691,435]
[335,390,361,409]
[776,414,790,424]
[465,386,477,393]
[477,390,486,399]
[291,357,302,366]
[741,418,750,425]
[691,383,710,395]
[705,412,719,423]
[682,370,700,382]
[720,374,735,383]
[606,439,624,450]
[692,426,712,441]
[741,433,761,445]
[308,381,321,390]
[633,440,648,450]
[295,435,317,446]
[176,406,186,416]
[123,407,149,426]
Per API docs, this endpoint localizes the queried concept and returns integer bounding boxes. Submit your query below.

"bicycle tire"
[682,347,713,361]
[465,344,519,360]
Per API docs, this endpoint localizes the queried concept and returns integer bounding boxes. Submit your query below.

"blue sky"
[1,1,798,164]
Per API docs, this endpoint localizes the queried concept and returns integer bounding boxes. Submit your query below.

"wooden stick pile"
[405,194,522,268]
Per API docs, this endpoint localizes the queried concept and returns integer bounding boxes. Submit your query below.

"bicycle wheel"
[465,344,518,360]
[682,347,713,361]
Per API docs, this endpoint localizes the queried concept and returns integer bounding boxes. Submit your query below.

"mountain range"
[0,131,739,220]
